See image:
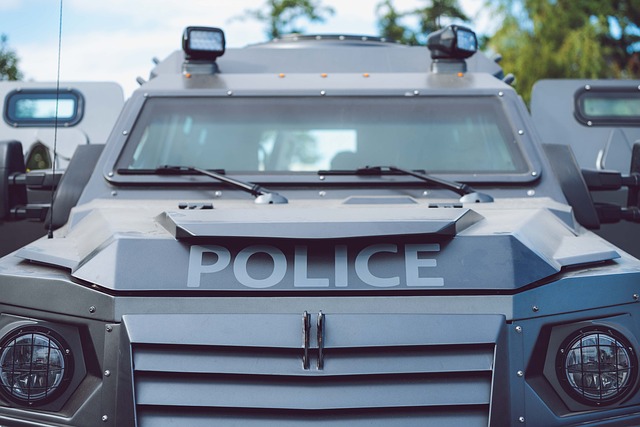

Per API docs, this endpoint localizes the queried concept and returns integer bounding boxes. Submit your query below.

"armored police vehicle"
[0,25,639,426]
[531,80,640,259]
[0,81,124,256]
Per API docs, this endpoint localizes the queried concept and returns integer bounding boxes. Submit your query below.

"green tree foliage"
[0,34,22,81]
[486,0,640,104]
[239,0,335,39]
[376,0,418,44]
[376,0,469,45]
[414,0,469,35]
[596,1,640,77]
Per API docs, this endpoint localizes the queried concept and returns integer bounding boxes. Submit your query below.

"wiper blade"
[156,165,288,204]
[321,166,493,203]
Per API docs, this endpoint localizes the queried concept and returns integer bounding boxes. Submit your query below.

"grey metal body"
[1,36,640,426]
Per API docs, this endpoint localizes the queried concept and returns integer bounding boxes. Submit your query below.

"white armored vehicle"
[0,81,124,255]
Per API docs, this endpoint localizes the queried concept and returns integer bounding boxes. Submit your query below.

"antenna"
[48,0,63,239]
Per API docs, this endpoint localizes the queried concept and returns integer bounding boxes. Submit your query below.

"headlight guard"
[0,326,73,405]
[0,316,87,411]
[556,327,636,405]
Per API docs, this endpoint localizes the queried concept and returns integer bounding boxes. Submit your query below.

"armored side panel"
[531,79,640,257]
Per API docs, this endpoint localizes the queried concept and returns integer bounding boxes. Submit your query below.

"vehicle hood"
[14,198,619,292]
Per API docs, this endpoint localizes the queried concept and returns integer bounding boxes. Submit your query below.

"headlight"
[0,327,73,405]
[558,328,636,404]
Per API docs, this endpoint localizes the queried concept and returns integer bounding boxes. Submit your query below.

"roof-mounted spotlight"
[427,25,477,60]
[426,25,477,74]
[182,26,226,61]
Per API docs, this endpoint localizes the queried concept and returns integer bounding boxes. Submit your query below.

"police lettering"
[187,243,443,288]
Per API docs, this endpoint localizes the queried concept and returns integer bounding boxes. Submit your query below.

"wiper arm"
[322,166,493,203]
[156,165,288,204]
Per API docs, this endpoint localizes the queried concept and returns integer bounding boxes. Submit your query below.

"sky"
[1,0,490,97]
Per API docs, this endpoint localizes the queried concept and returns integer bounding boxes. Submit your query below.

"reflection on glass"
[0,333,65,401]
[565,332,631,401]
[121,97,528,175]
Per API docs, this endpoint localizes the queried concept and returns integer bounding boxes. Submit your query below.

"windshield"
[118,96,529,175]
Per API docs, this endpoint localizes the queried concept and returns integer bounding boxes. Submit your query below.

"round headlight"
[0,328,72,405]
[558,328,636,405]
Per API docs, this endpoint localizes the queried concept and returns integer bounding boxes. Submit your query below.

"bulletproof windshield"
[117,96,529,177]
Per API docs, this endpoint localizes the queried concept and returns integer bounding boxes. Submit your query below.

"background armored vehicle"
[0,81,124,255]
[0,25,640,426]
[531,80,640,258]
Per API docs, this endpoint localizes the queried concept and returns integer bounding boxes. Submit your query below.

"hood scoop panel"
[156,206,484,240]
[13,203,620,293]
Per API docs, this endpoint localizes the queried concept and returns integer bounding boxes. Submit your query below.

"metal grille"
[124,313,498,426]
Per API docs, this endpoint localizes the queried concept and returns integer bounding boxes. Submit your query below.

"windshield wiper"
[156,165,288,204]
[320,166,493,203]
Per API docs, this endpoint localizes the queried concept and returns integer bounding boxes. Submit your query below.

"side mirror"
[543,143,600,229]
[0,140,27,220]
